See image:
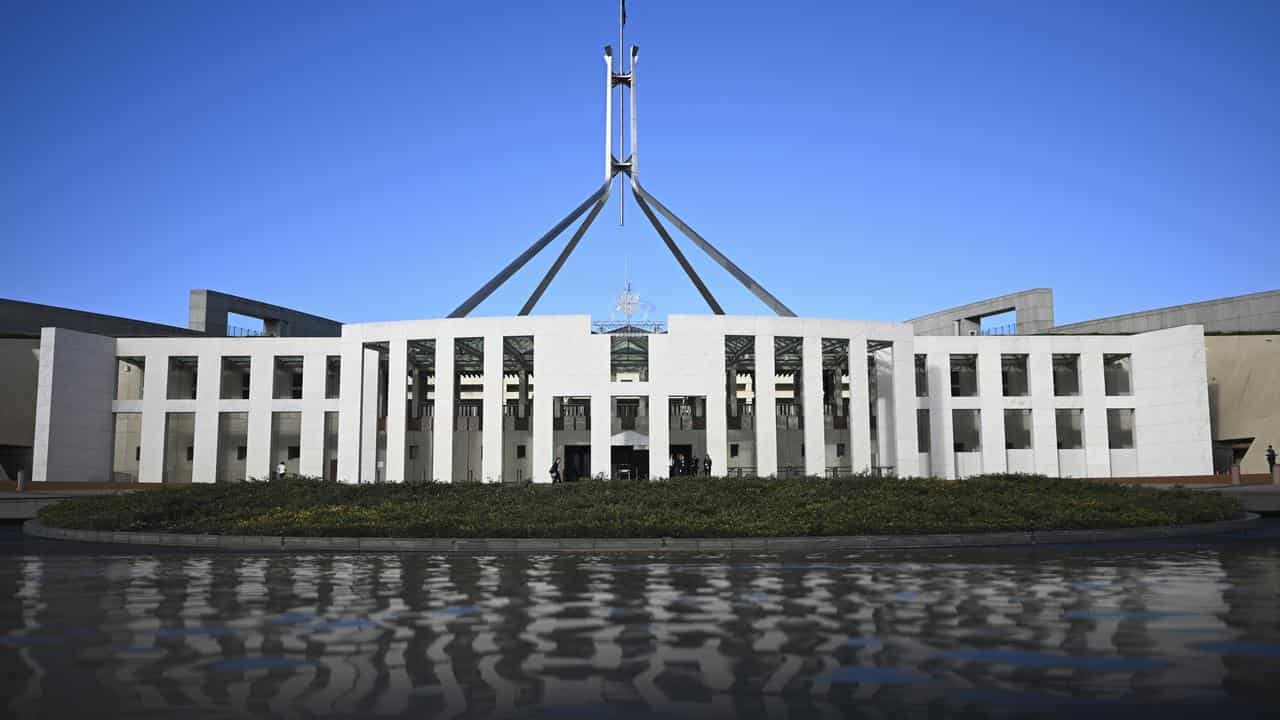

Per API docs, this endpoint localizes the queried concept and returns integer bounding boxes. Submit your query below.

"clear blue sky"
[3,0,1277,328]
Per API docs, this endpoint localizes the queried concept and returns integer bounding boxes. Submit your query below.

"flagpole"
[618,0,625,226]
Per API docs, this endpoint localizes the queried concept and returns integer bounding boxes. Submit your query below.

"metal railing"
[775,415,804,430]
[553,415,591,431]
[227,325,266,337]
[612,417,650,434]
[592,320,666,334]
[406,417,434,432]
[979,323,1017,336]
[668,414,707,431]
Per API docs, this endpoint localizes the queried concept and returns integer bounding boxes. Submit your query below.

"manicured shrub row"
[37,474,1241,538]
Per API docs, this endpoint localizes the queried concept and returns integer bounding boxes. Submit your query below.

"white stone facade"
[30,316,1213,484]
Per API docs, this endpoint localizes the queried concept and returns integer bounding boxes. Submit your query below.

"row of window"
[916,353,1133,398]
[114,355,343,401]
[916,408,1136,453]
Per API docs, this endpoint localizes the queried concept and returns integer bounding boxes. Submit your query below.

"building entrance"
[669,443,694,476]
[611,446,648,481]
[564,445,591,483]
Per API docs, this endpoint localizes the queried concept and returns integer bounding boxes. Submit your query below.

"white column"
[384,338,407,483]
[1081,350,1111,477]
[707,335,729,478]
[1030,351,1058,477]
[336,341,363,483]
[648,392,669,480]
[801,336,825,477]
[138,351,170,483]
[874,350,894,470]
[590,392,611,479]
[978,348,1006,475]
[192,350,220,483]
[298,352,326,478]
[482,333,504,483]
[849,336,872,474]
[433,335,455,483]
[359,346,380,483]
[532,336,553,483]
[891,339,920,477]
[927,351,954,479]
[755,334,777,476]
[246,351,273,481]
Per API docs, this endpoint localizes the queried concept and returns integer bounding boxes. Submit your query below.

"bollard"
[16,469,27,493]
[1229,464,1241,486]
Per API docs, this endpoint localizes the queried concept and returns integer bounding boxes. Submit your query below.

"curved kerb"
[22,515,1261,553]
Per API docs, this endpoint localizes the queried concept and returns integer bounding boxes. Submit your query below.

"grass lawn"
[36,474,1242,538]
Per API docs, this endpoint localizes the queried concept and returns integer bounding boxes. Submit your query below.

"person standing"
[550,457,562,484]
[276,461,286,480]
[1267,444,1277,474]
[703,455,712,476]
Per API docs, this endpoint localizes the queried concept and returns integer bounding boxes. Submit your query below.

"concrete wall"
[1205,334,1280,474]
[914,325,1212,478]
[1052,289,1280,335]
[110,335,344,483]
[31,315,1213,484]
[0,298,197,338]
[0,339,40,446]
[189,290,341,337]
[908,289,1055,336]
[32,328,117,483]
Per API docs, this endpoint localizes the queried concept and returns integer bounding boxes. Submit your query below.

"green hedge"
[36,474,1241,538]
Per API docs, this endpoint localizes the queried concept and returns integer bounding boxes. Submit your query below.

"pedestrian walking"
[703,455,712,476]
[1267,444,1277,473]
[550,457,562,484]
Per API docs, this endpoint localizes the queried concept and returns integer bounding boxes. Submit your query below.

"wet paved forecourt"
[2,522,1279,719]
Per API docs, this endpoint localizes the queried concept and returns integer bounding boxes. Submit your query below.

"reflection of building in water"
[4,550,1280,718]
[1218,552,1280,702]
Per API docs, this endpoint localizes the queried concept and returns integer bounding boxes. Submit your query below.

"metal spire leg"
[448,174,616,318]
[519,183,612,315]
[631,183,725,315]
[630,176,797,317]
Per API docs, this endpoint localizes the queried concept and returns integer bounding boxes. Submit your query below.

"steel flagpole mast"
[618,0,626,225]
[450,0,795,318]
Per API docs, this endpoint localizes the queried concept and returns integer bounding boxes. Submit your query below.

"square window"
[730,443,740,458]
[1004,409,1032,450]
[1056,409,1084,449]
[914,354,928,397]
[836,442,846,458]
[408,445,418,460]
[1001,354,1029,397]
[1053,354,1081,397]
[236,446,247,461]
[952,409,981,452]
[950,355,978,397]
[1104,354,1133,396]
[273,356,304,399]
[288,445,301,460]
[516,445,527,458]
[1107,408,1135,449]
